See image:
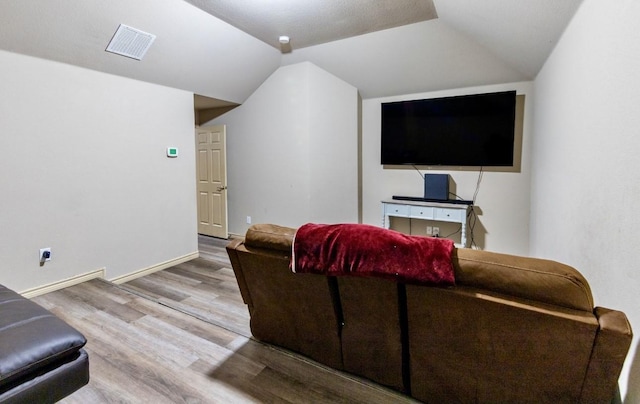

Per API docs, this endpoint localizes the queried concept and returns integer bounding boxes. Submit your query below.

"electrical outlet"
[432,227,440,237]
[39,247,51,262]
[426,226,433,235]
[246,216,252,224]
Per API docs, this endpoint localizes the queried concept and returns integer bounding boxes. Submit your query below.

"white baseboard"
[109,251,199,285]
[21,268,106,299]
[19,252,200,298]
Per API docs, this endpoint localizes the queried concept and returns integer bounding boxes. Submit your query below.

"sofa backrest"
[453,248,594,312]
[244,223,594,311]
[245,223,294,252]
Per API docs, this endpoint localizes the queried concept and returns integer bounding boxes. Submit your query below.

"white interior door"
[196,125,228,238]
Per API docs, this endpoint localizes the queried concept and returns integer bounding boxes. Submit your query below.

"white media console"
[381,199,472,248]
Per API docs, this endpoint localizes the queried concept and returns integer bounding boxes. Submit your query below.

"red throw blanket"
[291,223,455,285]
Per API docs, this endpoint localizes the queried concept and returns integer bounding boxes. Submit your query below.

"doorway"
[196,125,228,239]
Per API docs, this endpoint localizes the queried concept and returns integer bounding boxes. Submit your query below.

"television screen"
[381,91,516,166]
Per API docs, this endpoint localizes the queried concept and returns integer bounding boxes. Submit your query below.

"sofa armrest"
[580,307,633,402]
[226,238,253,308]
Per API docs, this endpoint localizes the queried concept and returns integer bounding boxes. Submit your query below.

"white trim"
[20,268,106,298]
[109,251,199,285]
[291,230,297,273]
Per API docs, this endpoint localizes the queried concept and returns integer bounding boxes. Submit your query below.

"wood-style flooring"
[32,235,416,403]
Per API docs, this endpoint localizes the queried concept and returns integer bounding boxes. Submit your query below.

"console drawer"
[409,206,434,219]
[435,208,463,222]
[385,204,410,216]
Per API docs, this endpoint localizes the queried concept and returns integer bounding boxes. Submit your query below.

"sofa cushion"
[453,248,594,312]
[0,349,89,404]
[245,224,295,252]
[0,285,87,391]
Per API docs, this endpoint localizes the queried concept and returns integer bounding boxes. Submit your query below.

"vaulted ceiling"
[183,0,439,50]
[0,0,583,105]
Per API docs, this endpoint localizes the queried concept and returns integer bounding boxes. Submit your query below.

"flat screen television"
[381,90,516,166]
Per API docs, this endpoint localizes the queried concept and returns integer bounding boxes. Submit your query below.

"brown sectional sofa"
[226,224,632,403]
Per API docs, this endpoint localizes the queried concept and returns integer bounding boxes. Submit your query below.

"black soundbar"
[392,195,473,205]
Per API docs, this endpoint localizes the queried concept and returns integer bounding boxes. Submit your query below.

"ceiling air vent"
[106,24,156,60]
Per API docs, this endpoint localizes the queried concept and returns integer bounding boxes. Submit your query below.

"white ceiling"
[183,0,438,50]
[0,0,583,105]
[0,0,281,105]
[435,0,586,79]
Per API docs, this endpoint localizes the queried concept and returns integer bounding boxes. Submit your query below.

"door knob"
[217,185,228,191]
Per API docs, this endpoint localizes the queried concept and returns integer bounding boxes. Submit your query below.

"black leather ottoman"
[0,285,89,403]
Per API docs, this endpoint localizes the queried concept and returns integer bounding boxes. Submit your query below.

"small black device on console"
[424,174,449,201]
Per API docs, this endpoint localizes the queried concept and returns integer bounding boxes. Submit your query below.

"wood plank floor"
[32,235,417,404]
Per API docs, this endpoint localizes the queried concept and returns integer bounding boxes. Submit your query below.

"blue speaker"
[424,174,449,201]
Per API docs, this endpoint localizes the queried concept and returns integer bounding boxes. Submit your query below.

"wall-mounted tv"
[381,90,516,166]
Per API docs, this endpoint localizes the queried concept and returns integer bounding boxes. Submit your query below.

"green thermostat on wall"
[167,147,179,158]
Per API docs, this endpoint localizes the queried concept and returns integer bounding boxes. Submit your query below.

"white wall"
[362,82,533,255]
[307,66,360,223]
[0,50,198,292]
[531,1,640,400]
[208,62,359,235]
